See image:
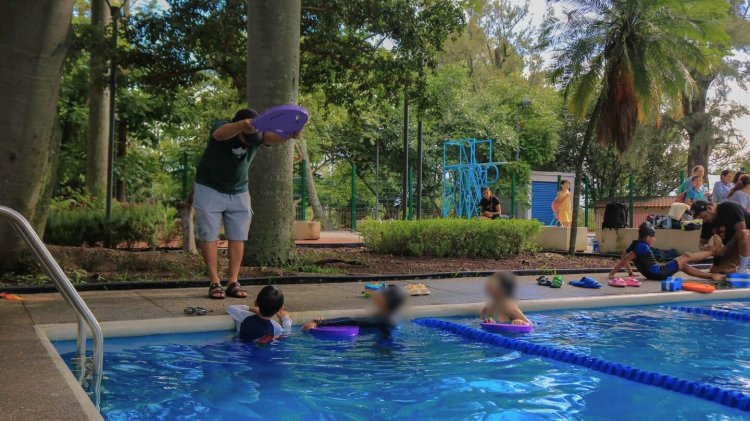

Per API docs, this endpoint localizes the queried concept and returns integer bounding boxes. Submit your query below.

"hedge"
[360,218,542,258]
[45,201,177,248]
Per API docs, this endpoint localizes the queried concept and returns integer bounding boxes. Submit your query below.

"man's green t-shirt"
[195,120,262,194]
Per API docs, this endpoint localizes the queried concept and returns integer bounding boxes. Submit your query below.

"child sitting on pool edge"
[479,272,531,326]
[227,285,292,344]
[609,222,723,282]
[302,284,406,338]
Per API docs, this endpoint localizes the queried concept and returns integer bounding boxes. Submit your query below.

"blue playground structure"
[442,138,507,219]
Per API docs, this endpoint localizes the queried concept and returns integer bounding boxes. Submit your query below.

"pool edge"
[34,325,104,421]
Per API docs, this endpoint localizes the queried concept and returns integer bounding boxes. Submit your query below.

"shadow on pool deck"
[0,272,694,420]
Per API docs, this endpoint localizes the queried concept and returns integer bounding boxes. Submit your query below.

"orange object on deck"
[0,292,24,301]
[681,282,716,294]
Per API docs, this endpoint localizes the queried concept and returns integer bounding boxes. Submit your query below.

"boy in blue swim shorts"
[609,222,722,281]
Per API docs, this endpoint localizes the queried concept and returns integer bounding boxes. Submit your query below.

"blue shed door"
[532,181,558,225]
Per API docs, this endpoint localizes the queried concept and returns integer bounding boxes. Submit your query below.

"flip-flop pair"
[608,277,642,288]
[570,277,602,289]
[537,275,563,288]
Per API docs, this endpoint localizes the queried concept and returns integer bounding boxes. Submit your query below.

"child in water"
[302,284,406,337]
[479,272,531,325]
[227,285,292,344]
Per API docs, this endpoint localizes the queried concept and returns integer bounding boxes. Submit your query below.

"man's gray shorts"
[193,183,252,241]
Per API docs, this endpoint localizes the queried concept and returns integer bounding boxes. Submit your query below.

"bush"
[45,200,177,248]
[360,218,542,258]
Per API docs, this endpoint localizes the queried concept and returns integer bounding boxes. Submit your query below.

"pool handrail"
[0,206,103,409]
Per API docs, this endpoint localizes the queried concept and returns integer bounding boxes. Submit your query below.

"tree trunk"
[243,0,301,266]
[298,137,329,228]
[37,115,64,239]
[568,98,603,255]
[683,75,714,172]
[85,0,111,197]
[178,203,197,254]
[0,0,74,270]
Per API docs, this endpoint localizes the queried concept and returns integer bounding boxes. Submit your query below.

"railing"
[0,206,103,408]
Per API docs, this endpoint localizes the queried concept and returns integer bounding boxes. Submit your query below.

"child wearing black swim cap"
[479,272,531,326]
[302,285,407,337]
[608,222,722,281]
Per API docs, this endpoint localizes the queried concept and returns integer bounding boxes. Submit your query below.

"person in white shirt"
[227,286,292,344]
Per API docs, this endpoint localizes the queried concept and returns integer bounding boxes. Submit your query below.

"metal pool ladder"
[0,206,104,409]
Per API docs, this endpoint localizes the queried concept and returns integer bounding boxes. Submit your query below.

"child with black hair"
[302,285,406,337]
[227,285,292,344]
[480,272,531,325]
[609,222,721,281]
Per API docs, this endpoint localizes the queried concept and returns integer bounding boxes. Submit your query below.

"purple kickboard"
[253,104,309,138]
[310,325,359,339]
[480,322,534,334]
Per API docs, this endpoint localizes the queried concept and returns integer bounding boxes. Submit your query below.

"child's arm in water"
[277,308,293,332]
[609,250,636,279]
[479,305,495,323]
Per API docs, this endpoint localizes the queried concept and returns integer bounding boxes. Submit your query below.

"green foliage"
[45,199,177,248]
[360,218,542,258]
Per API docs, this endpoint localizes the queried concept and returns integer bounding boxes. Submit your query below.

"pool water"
[55,301,750,420]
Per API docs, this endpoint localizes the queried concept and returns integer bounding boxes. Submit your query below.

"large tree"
[549,0,727,253]
[0,1,75,269]
[85,0,111,196]
[243,0,301,266]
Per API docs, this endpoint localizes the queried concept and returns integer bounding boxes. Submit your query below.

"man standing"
[692,200,750,274]
[193,108,294,299]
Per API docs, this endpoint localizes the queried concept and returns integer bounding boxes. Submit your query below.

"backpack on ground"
[602,202,628,229]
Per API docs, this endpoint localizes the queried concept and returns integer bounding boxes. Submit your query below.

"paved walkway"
[0,272,694,420]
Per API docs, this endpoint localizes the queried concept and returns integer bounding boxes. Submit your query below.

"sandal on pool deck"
[608,278,627,288]
[570,277,601,289]
[623,277,642,287]
[208,283,226,299]
[226,282,248,298]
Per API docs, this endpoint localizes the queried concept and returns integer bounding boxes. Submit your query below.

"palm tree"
[548,0,728,254]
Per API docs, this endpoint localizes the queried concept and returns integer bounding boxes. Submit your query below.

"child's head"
[485,271,517,303]
[691,176,702,189]
[373,285,406,315]
[721,169,733,184]
[559,180,570,191]
[255,285,284,318]
[638,222,656,245]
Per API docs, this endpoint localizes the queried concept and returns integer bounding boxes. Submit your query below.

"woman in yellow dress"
[552,180,572,227]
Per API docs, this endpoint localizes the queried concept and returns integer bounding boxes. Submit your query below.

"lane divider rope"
[666,306,750,322]
[413,318,750,412]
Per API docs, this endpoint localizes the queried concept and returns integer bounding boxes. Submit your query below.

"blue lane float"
[667,306,750,322]
[413,318,750,412]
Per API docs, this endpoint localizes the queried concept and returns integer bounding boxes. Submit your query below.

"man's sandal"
[208,283,226,299]
[226,282,248,298]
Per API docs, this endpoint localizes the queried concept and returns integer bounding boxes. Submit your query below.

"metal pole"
[629,174,635,227]
[511,172,517,218]
[408,167,414,220]
[584,181,589,228]
[300,160,307,220]
[515,110,521,161]
[402,93,409,220]
[351,163,357,231]
[416,117,423,219]
[375,140,380,220]
[105,6,120,224]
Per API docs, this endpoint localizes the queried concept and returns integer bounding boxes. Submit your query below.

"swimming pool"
[54,301,750,420]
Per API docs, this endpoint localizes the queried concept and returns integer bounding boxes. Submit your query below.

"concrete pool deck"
[0,272,744,420]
